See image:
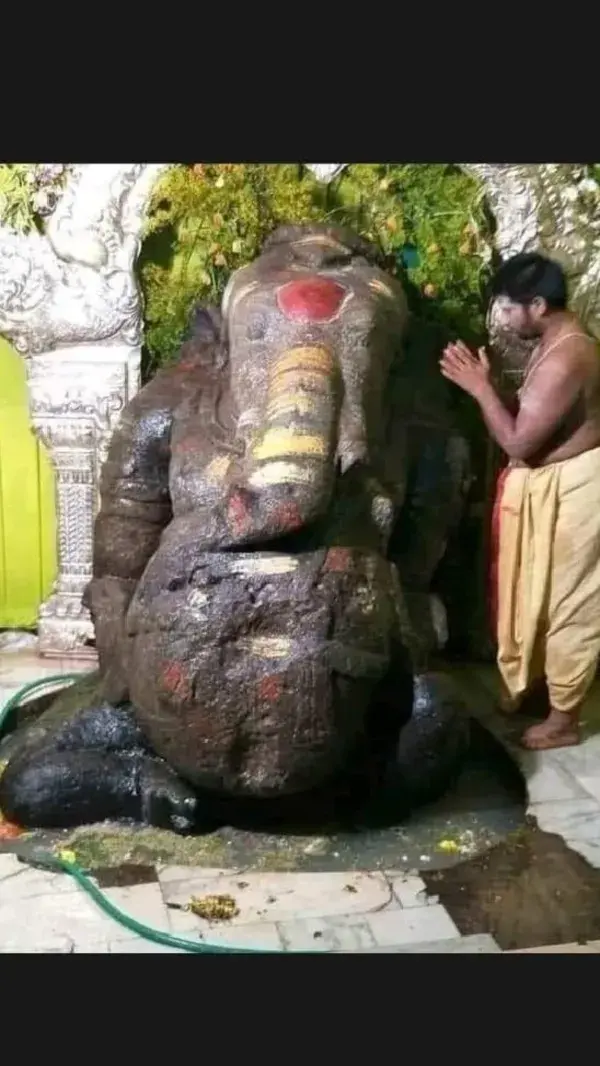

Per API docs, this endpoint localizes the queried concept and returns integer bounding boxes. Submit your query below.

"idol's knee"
[0,749,63,828]
[0,746,140,829]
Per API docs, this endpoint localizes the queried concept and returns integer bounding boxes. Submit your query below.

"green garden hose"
[0,675,318,954]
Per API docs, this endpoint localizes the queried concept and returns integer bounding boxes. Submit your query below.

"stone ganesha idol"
[0,223,471,832]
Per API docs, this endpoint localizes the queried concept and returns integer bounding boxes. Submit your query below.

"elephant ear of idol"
[85,304,228,706]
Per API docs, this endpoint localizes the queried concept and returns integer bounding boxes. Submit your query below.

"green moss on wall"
[0,165,38,231]
[138,163,493,378]
[0,164,72,232]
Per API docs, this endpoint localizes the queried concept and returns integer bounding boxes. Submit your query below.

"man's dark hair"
[490,252,568,310]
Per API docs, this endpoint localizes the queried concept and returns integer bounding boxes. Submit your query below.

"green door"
[0,337,57,628]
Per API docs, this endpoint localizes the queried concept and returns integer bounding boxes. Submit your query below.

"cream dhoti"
[494,445,600,714]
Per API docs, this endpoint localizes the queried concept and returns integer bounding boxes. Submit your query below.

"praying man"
[440,252,600,750]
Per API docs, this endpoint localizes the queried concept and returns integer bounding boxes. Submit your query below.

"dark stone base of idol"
[0,673,470,836]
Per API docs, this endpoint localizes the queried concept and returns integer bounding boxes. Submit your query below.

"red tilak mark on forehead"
[277,277,347,322]
[258,675,282,702]
[323,547,352,572]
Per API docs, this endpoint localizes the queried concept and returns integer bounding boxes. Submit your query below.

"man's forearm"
[475,381,521,457]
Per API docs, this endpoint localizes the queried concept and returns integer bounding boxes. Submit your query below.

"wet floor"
[1,718,527,874]
[201,720,527,873]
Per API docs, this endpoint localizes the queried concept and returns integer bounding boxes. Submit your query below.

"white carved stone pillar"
[26,344,141,656]
[0,163,168,657]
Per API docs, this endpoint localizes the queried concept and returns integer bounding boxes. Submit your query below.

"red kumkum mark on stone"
[174,435,199,454]
[161,661,191,699]
[277,276,347,322]
[273,500,303,532]
[258,675,283,702]
[324,547,352,572]
[228,490,252,536]
[0,819,24,839]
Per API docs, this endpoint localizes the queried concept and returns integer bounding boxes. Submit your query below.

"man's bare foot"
[520,710,580,751]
